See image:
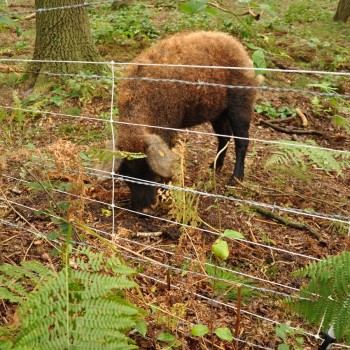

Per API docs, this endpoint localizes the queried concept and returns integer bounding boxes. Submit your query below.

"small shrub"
[91,4,159,44]
[255,101,296,120]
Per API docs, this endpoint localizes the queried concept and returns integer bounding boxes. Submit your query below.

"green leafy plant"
[285,251,350,344]
[0,11,22,36]
[0,246,144,350]
[327,221,349,236]
[91,4,159,44]
[208,230,259,304]
[252,49,267,76]
[285,0,332,23]
[205,263,261,303]
[167,147,202,226]
[308,81,339,94]
[168,189,201,226]
[191,324,234,341]
[179,0,217,15]
[214,327,234,341]
[255,101,296,120]
[150,303,186,333]
[266,140,350,176]
[191,324,209,337]
[211,229,245,261]
[0,91,28,145]
[97,148,147,163]
[311,96,350,134]
[332,115,350,134]
[275,323,305,350]
[156,332,182,348]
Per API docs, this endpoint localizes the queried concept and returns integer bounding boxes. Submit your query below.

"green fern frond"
[332,115,350,134]
[285,251,350,343]
[205,264,262,302]
[266,140,350,176]
[0,247,144,350]
[0,260,55,302]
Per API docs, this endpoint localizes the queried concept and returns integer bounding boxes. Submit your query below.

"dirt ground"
[1,88,349,348]
[1,1,350,349]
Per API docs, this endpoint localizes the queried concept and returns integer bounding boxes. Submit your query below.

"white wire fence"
[1,1,350,349]
[1,58,349,349]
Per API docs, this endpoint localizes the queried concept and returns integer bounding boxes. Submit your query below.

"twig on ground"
[251,206,321,239]
[259,119,323,136]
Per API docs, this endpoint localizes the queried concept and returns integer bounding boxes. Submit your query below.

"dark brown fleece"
[117,31,262,157]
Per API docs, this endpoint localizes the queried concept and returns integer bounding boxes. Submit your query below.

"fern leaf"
[0,286,25,303]
[1,246,144,349]
[266,140,350,176]
[286,251,350,343]
[79,299,139,316]
[0,261,56,302]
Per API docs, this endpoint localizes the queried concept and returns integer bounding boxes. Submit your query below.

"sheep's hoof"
[229,176,243,186]
[209,162,223,171]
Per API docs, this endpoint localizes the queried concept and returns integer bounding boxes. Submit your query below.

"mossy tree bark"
[31,0,102,85]
[333,0,350,22]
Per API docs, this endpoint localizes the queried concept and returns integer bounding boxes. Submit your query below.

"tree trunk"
[333,0,350,22]
[31,0,102,85]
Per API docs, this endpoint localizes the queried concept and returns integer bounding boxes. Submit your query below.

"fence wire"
[0,13,349,345]
[0,173,339,261]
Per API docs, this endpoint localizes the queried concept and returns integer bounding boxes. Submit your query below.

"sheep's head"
[143,133,177,179]
[94,134,176,180]
[93,134,177,210]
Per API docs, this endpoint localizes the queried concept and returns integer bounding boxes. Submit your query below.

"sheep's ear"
[144,134,177,178]
[94,140,122,183]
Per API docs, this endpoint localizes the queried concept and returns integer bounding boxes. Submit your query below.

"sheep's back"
[117,31,260,151]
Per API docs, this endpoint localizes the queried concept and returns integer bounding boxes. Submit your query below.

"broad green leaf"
[49,95,64,106]
[179,4,193,14]
[296,336,304,344]
[278,344,290,350]
[46,231,60,241]
[212,239,229,260]
[205,8,217,15]
[223,229,245,240]
[252,49,266,76]
[179,0,209,14]
[191,324,209,336]
[135,320,147,337]
[157,332,176,343]
[214,327,233,341]
[58,201,70,211]
[0,16,20,31]
[275,327,287,341]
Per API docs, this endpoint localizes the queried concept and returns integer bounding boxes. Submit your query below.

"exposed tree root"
[259,119,323,136]
[251,206,321,240]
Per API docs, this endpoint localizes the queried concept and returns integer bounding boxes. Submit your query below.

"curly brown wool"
[97,31,263,210]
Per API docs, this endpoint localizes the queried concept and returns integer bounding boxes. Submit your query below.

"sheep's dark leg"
[120,159,158,210]
[227,96,251,181]
[231,128,249,181]
[210,112,232,170]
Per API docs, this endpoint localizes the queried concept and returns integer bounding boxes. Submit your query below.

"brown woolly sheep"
[96,31,263,210]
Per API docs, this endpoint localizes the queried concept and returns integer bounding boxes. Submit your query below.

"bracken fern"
[285,251,350,344]
[0,246,144,350]
[266,140,350,176]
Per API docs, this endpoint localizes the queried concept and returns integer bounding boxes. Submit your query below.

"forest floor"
[1,1,350,349]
